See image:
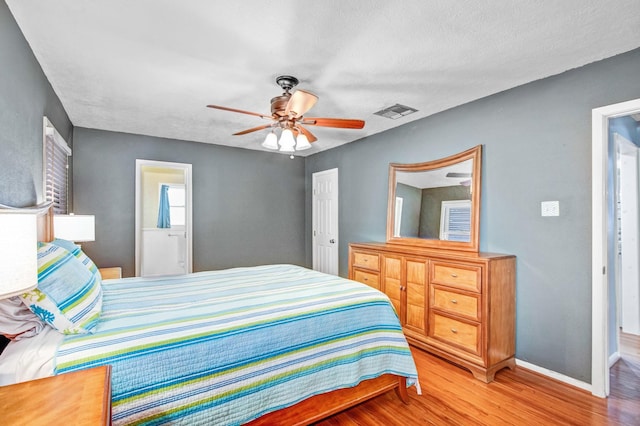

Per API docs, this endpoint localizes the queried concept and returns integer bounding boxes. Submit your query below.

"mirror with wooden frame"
[386,145,482,252]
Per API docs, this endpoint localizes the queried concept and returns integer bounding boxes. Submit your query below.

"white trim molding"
[608,352,621,369]
[515,359,591,393]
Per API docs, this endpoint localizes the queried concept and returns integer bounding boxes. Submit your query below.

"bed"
[0,209,419,425]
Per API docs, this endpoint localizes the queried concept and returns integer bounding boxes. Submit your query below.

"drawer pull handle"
[451,273,458,278]
[451,328,458,334]
[364,277,368,281]
[451,299,458,304]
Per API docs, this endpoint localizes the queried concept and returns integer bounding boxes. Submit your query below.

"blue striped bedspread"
[55,264,418,425]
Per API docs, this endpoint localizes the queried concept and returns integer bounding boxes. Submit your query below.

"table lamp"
[53,214,95,244]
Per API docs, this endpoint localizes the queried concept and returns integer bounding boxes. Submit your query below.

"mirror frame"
[386,145,482,252]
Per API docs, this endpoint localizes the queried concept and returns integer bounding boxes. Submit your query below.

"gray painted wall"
[73,128,306,277]
[305,48,640,383]
[0,2,72,207]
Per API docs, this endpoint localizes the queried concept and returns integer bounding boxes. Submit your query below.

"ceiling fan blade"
[285,90,318,118]
[207,104,272,120]
[296,125,317,143]
[301,117,365,129]
[233,124,273,136]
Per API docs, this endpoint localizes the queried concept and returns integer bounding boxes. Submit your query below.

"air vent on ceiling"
[374,104,418,119]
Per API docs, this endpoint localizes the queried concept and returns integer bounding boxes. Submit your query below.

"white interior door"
[312,168,338,275]
[616,134,640,335]
[135,160,193,277]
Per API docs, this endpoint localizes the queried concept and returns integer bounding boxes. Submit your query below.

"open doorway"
[611,129,640,396]
[592,99,640,398]
[614,132,640,337]
[135,159,193,277]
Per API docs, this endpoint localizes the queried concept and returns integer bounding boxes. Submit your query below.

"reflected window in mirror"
[440,200,471,242]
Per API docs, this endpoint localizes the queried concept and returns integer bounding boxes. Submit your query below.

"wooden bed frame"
[37,207,410,424]
[248,375,408,425]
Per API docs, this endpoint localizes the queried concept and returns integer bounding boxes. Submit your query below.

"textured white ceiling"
[7,0,640,156]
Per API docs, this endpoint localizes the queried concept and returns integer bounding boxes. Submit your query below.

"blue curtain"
[157,185,171,228]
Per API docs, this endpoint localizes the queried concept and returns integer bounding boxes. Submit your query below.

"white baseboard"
[608,351,621,368]
[515,358,592,393]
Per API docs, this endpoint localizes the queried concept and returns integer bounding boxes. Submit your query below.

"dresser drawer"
[352,252,380,271]
[429,312,480,355]
[353,269,380,290]
[431,287,480,321]
[431,262,481,293]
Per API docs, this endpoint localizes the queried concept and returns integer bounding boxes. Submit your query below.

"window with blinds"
[439,200,471,242]
[43,117,71,214]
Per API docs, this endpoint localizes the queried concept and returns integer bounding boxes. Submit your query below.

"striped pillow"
[50,238,99,276]
[20,242,102,334]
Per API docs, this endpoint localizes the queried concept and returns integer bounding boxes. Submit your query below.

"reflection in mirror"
[394,159,473,241]
[387,145,482,252]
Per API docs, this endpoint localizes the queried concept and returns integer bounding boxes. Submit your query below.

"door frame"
[135,159,193,277]
[591,97,640,397]
[312,168,339,275]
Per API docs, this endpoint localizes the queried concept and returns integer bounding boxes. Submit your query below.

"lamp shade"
[0,213,38,299]
[54,214,95,242]
[295,133,311,150]
[278,129,296,152]
[262,131,279,150]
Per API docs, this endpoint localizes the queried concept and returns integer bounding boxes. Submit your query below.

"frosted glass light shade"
[295,133,311,150]
[54,214,95,242]
[278,129,295,152]
[0,213,38,299]
[262,131,278,150]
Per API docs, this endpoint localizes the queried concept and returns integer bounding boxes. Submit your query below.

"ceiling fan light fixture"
[295,133,311,150]
[278,128,295,152]
[207,75,365,153]
[262,131,279,150]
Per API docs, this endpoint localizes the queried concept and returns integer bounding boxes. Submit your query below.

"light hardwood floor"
[316,342,640,425]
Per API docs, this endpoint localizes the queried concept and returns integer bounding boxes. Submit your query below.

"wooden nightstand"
[0,365,112,425]
[99,267,122,280]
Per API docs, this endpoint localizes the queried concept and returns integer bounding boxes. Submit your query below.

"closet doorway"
[135,160,193,277]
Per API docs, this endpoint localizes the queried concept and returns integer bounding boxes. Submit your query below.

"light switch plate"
[541,201,560,217]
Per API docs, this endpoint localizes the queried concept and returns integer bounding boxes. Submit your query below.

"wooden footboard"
[246,374,408,426]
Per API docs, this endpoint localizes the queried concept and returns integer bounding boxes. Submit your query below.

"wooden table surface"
[0,365,112,425]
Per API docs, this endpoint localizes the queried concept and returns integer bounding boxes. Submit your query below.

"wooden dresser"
[349,242,516,382]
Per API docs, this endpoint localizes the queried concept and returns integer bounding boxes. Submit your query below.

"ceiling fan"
[206,75,365,152]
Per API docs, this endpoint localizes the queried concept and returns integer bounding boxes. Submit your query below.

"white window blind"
[439,200,471,242]
[43,117,71,214]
